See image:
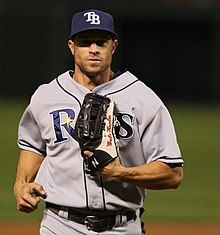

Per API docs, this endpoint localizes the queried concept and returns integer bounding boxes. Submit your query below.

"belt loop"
[58,207,69,219]
[119,214,122,224]
[115,214,127,227]
[115,214,123,226]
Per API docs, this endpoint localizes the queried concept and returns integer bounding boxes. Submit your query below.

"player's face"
[68,30,118,78]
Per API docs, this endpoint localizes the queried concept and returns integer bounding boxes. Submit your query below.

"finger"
[17,204,37,213]
[22,192,41,207]
[17,199,38,212]
[17,203,37,212]
[30,183,47,199]
[83,150,93,157]
[32,189,47,199]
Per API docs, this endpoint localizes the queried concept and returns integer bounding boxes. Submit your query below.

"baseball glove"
[75,93,119,174]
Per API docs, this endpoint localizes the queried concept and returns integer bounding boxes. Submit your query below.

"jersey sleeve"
[141,105,183,165]
[18,104,46,156]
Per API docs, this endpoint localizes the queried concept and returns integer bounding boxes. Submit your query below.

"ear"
[111,40,118,55]
[68,40,75,55]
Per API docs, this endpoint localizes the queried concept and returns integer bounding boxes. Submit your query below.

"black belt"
[46,202,137,232]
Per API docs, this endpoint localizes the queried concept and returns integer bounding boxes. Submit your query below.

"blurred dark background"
[1,0,220,103]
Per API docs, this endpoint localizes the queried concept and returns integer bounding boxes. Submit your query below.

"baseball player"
[14,9,184,235]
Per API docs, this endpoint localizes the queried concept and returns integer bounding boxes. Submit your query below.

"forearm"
[99,160,183,190]
[15,150,44,185]
[120,161,183,189]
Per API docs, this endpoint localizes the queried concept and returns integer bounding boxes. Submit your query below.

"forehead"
[74,30,112,40]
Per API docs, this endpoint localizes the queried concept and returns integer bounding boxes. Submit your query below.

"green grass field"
[147,104,220,222]
[0,99,219,223]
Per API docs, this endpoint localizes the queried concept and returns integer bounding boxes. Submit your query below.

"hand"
[84,151,123,181]
[96,158,123,181]
[14,182,46,213]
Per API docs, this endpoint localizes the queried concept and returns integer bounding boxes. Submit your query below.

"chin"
[85,71,102,78]
[84,67,104,78]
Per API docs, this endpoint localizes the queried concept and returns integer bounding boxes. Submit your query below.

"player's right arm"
[14,150,46,213]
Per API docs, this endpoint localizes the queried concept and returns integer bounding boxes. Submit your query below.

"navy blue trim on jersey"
[56,77,82,107]
[154,156,183,162]
[83,160,89,210]
[18,140,47,156]
[100,177,107,211]
[166,163,183,168]
[104,80,139,96]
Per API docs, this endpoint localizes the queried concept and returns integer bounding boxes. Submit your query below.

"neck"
[73,66,114,90]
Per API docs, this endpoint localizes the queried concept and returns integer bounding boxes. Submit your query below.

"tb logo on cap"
[84,11,100,25]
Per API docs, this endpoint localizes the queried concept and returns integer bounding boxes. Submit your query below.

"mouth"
[87,58,101,62]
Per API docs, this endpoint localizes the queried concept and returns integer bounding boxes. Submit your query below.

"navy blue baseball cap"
[70,9,117,39]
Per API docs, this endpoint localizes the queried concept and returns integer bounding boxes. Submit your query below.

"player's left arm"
[96,159,183,190]
[97,104,184,189]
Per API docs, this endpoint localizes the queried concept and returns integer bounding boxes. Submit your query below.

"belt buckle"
[84,216,96,231]
[84,215,112,232]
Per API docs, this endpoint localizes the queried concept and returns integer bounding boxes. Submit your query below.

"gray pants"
[40,209,142,235]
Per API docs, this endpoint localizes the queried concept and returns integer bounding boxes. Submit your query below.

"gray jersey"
[18,70,183,212]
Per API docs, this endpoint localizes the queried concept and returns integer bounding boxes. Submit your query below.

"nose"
[89,43,99,54]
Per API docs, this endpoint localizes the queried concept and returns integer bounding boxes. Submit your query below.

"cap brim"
[70,28,117,39]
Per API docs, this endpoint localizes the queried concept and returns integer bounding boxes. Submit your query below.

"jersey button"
[93,201,99,207]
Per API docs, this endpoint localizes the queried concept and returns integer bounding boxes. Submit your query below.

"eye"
[96,40,107,46]
[75,40,92,47]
